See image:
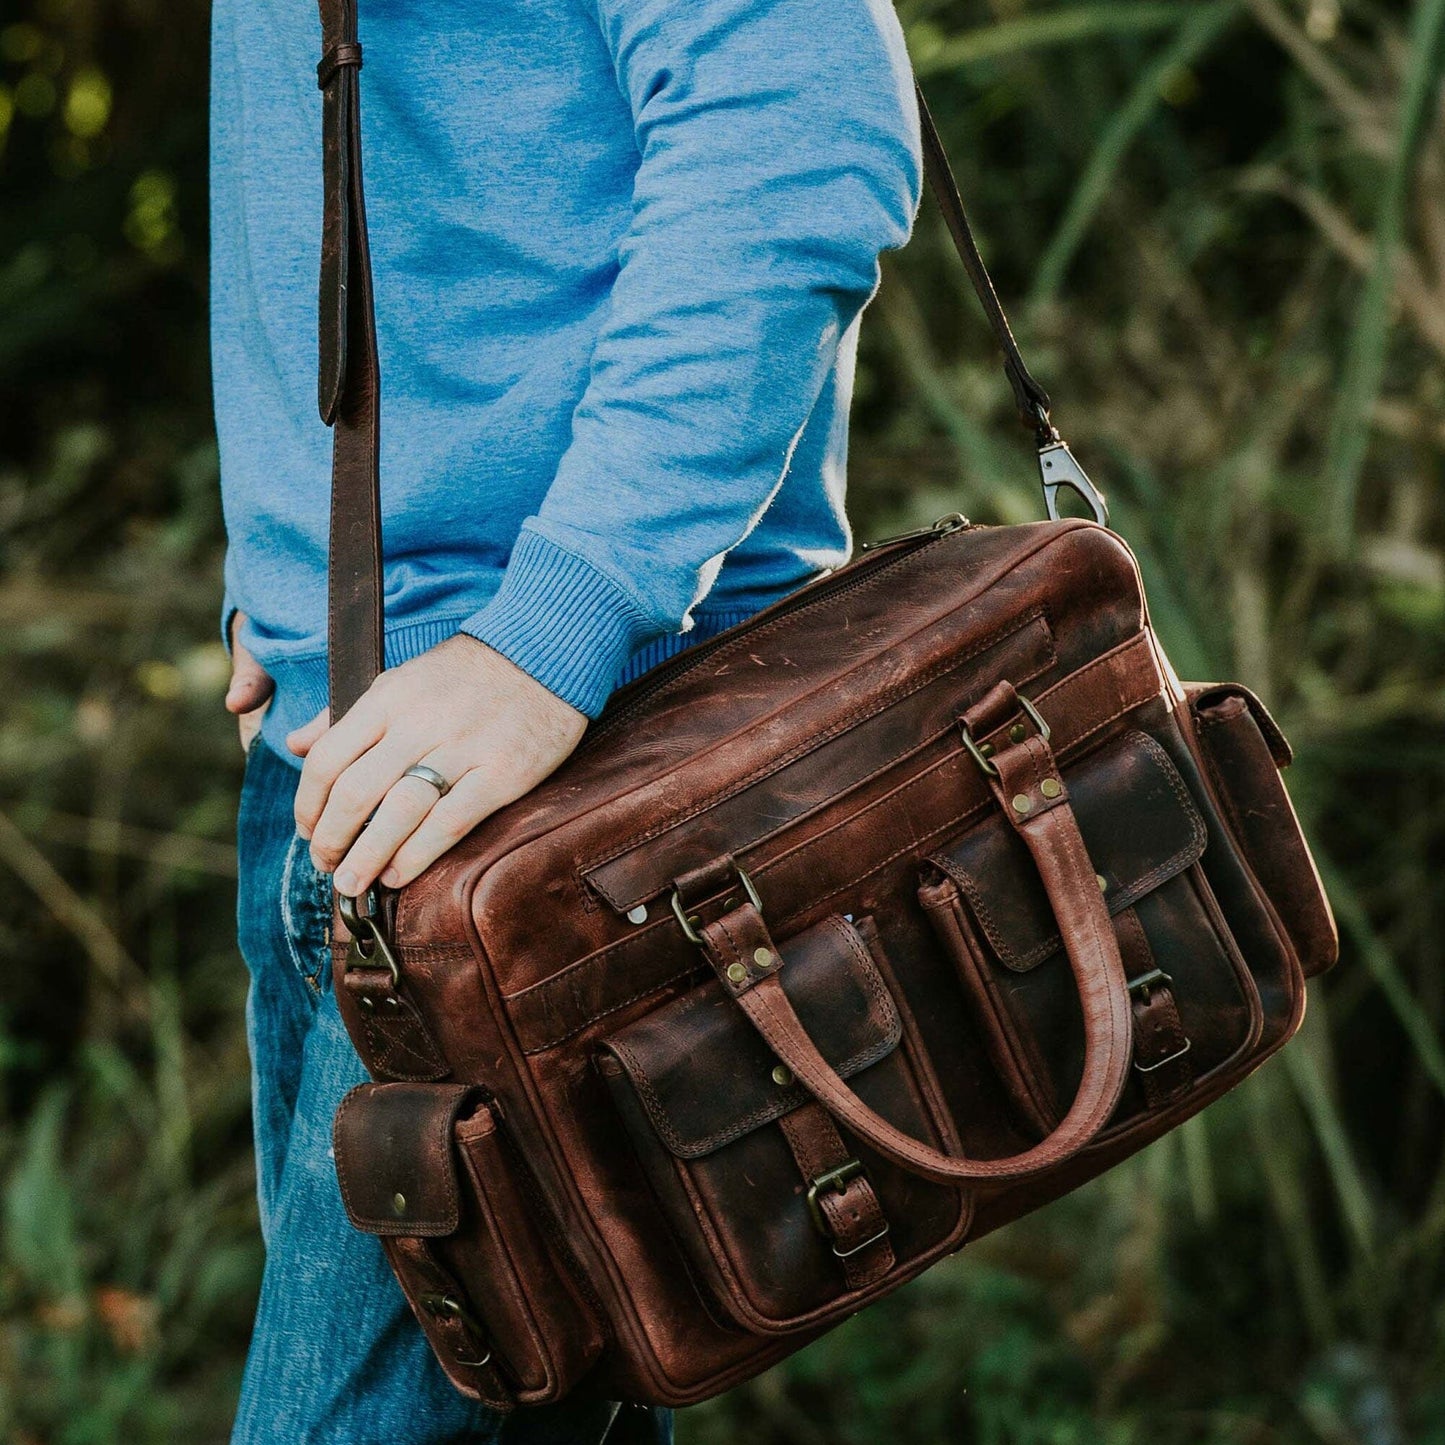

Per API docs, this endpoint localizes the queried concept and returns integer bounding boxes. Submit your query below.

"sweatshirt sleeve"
[459,0,923,717]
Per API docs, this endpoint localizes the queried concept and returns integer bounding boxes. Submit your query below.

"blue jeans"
[233,735,674,1445]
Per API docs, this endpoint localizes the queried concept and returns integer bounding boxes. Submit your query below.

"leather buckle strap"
[388,1236,515,1411]
[779,1105,894,1290]
[337,889,449,1081]
[806,1160,893,1259]
[1116,911,1194,1107]
[317,40,363,88]
[961,687,1050,777]
[418,1290,494,1368]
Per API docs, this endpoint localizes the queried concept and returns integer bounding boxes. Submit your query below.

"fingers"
[225,613,275,716]
[330,770,449,896]
[378,771,505,889]
[306,734,426,874]
[293,699,388,840]
[286,708,329,758]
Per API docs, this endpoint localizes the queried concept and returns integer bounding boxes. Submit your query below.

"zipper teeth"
[584,524,972,748]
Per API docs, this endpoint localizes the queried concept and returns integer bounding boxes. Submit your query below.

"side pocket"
[332,1082,604,1408]
[1187,684,1338,978]
[450,1099,606,1400]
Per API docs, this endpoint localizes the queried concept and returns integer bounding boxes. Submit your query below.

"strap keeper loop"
[317,41,363,89]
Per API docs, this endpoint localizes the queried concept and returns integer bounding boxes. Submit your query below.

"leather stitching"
[936,730,1207,971]
[332,1085,464,1235]
[509,636,1160,1054]
[584,529,1021,746]
[607,917,901,1158]
[583,611,1054,905]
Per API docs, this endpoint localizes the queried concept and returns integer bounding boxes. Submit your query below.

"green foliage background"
[2,0,1443,1440]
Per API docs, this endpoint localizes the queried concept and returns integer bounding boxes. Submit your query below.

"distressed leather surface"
[930,730,1206,971]
[334,1081,474,1236]
[600,914,901,1159]
[1188,684,1338,978]
[599,915,966,1332]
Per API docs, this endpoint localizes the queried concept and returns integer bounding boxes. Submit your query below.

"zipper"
[584,514,976,747]
[858,511,969,551]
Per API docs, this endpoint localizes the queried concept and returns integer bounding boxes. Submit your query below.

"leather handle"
[699,725,1133,1186]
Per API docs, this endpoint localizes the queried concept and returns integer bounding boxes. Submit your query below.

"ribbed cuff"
[459,527,662,718]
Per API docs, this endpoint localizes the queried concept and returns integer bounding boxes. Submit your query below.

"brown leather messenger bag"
[313,0,1339,1410]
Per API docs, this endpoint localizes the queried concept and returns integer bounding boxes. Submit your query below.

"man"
[213,0,923,1438]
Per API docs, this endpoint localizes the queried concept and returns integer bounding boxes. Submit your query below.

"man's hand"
[225,611,275,754]
[289,634,588,897]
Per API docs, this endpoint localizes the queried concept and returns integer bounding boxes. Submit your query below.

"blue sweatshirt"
[211,0,922,760]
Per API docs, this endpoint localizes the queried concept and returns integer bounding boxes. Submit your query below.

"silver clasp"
[1038,440,1109,526]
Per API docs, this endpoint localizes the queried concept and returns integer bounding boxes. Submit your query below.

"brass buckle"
[1126,967,1171,1002]
[806,1158,864,1236]
[960,693,1051,778]
[338,887,401,988]
[670,863,762,946]
[1125,968,1193,1073]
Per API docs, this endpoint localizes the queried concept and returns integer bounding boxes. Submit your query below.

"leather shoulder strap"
[317,0,383,721]
[313,2,1059,716]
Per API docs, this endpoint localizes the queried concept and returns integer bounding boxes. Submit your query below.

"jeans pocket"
[280,830,333,994]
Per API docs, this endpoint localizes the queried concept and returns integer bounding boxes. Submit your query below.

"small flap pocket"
[600,914,901,1159]
[930,730,1206,972]
[334,1081,477,1236]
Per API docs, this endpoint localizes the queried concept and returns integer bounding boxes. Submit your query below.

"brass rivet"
[1040,777,1062,799]
[359,996,375,1012]
[1009,723,1028,744]
[726,962,748,984]
[771,1064,794,1088]
[688,914,702,931]
[1012,794,1033,815]
[392,1191,407,1215]
[723,897,738,910]
[979,742,995,759]
[1096,874,1109,893]
[626,903,649,925]
[753,947,774,968]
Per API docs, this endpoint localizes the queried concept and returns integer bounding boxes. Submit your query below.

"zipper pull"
[859,512,970,553]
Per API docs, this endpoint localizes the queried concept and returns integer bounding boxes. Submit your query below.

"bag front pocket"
[333,1081,604,1407]
[919,729,1264,1139]
[596,914,970,1336]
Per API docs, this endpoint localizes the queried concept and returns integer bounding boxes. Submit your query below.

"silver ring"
[402,763,452,798]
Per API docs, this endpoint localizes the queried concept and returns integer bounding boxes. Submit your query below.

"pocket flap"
[930,730,1206,972]
[599,915,900,1159]
[333,1081,478,1236]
